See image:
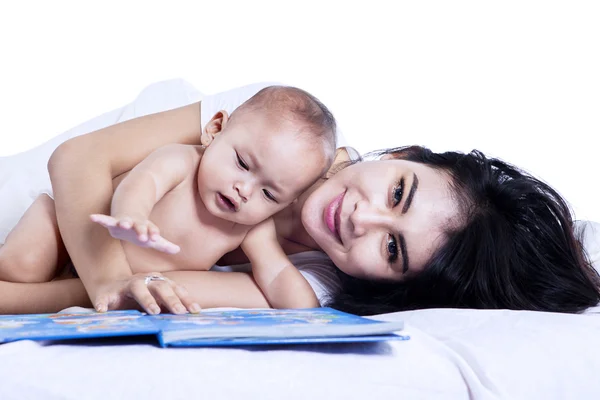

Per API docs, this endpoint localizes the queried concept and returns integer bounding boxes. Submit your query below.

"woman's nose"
[350,200,395,236]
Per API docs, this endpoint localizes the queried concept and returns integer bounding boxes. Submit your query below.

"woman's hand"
[92,272,201,314]
[90,214,180,254]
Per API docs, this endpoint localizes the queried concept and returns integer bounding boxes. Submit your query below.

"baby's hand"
[90,214,180,254]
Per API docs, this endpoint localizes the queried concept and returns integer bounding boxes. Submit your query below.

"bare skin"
[0,104,332,314]
[0,125,348,315]
[1,98,459,315]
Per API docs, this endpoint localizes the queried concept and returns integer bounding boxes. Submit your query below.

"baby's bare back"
[122,175,249,274]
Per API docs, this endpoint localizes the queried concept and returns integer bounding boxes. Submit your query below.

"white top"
[211,251,342,306]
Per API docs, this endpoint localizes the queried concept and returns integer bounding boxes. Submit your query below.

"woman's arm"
[0,271,269,315]
[48,102,203,312]
[163,271,271,309]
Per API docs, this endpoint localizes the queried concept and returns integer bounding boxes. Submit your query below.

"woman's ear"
[201,110,230,146]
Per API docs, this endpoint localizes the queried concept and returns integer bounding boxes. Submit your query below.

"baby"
[0,86,336,311]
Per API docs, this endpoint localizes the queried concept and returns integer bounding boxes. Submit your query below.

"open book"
[0,308,407,347]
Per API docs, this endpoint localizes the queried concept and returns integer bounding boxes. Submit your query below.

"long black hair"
[326,146,600,315]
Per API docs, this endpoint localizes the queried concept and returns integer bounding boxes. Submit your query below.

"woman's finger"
[129,279,161,315]
[147,280,188,314]
[94,294,110,313]
[173,284,202,314]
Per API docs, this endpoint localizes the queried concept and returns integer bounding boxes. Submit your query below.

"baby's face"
[197,110,331,226]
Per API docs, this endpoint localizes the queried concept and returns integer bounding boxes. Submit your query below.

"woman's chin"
[301,198,328,242]
[300,217,320,249]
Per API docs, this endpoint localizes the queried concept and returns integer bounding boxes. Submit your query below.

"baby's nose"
[235,180,254,201]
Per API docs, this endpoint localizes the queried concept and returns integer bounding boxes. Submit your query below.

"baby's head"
[198,86,337,225]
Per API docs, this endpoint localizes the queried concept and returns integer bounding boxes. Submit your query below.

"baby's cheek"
[260,204,283,223]
[196,164,210,191]
[241,207,270,226]
[263,204,281,219]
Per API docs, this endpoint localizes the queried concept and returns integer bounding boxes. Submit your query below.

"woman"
[1,81,598,315]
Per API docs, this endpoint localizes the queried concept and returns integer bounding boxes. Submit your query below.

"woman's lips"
[324,191,345,244]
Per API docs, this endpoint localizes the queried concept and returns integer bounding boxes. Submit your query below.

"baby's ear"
[201,110,230,146]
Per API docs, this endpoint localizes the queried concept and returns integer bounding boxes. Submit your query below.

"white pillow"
[576,220,600,274]
[0,79,202,244]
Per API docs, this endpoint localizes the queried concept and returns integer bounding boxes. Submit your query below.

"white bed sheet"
[1,307,599,400]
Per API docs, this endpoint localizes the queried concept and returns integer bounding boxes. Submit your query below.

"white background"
[0,1,598,221]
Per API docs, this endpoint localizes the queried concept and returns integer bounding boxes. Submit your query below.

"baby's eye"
[237,153,249,170]
[263,189,277,203]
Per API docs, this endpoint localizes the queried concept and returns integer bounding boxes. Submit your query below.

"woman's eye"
[237,154,249,170]
[263,189,277,203]
[392,178,404,207]
[387,234,398,263]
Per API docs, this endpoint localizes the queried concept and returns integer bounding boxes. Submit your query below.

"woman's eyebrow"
[401,173,419,214]
[398,173,418,273]
[399,233,409,273]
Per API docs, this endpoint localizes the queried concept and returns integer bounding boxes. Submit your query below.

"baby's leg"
[0,194,69,282]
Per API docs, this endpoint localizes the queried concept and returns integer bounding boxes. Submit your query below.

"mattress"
[1,306,599,400]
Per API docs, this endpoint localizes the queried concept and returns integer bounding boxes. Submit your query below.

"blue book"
[0,308,408,347]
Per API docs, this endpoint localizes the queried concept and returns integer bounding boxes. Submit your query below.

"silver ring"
[144,274,167,285]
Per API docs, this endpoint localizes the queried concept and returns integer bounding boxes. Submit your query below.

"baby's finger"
[149,236,180,254]
[117,217,134,230]
[90,214,118,228]
[148,280,188,314]
[147,222,161,241]
[133,222,149,242]
[129,279,161,315]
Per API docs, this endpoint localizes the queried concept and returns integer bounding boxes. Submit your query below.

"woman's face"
[301,158,460,281]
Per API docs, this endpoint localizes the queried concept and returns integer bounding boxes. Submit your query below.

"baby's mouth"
[218,193,238,212]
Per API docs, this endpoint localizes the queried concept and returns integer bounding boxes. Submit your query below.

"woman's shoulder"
[335,146,361,162]
[325,146,360,178]
[212,250,341,306]
[291,251,342,305]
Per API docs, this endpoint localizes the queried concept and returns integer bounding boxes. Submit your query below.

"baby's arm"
[91,144,200,254]
[241,219,320,309]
